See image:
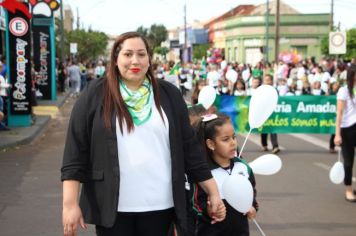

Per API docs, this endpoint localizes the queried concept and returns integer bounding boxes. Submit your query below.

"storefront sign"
[33,25,52,99]
[8,7,32,115]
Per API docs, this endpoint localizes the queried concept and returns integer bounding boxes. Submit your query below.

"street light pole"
[184,3,187,63]
[59,0,65,63]
[274,0,280,62]
[330,0,334,31]
[265,0,270,63]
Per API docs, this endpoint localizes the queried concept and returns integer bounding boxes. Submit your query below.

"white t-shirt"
[116,104,173,212]
[207,71,220,87]
[337,86,356,128]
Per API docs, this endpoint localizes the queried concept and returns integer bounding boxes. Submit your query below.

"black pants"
[341,122,356,186]
[96,208,175,236]
[197,201,249,236]
[329,134,336,150]
[261,133,279,148]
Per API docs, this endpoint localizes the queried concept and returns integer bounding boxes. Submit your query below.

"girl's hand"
[207,195,226,224]
[246,207,257,220]
[334,134,342,146]
[63,204,87,236]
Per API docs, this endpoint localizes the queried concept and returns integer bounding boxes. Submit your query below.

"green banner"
[215,95,336,134]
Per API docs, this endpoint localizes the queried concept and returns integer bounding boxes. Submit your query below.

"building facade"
[206,1,330,65]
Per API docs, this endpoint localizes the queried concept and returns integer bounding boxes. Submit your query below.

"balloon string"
[253,219,267,236]
[238,128,252,159]
[338,148,341,162]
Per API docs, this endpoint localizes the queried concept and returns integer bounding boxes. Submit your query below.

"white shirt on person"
[337,86,356,128]
[0,75,10,97]
[116,103,173,212]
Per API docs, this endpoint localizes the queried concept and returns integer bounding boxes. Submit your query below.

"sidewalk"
[0,91,70,149]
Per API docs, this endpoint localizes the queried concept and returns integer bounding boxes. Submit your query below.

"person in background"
[79,61,87,91]
[67,61,81,97]
[232,79,246,96]
[0,96,7,131]
[192,114,258,236]
[261,74,280,154]
[0,62,10,131]
[86,62,96,82]
[61,32,225,236]
[94,60,106,79]
[334,65,356,202]
[57,61,66,93]
[0,56,8,78]
[247,77,261,96]
[191,79,206,105]
[328,79,341,153]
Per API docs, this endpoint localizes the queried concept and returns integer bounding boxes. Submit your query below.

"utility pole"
[274,0,280,62]
[76,7,80,29]
[59,0,65,63]
[184,3,187,63]
[330,0,334,31]
[265,0,270,63]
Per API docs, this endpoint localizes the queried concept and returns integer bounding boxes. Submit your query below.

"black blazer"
[61,78,212,232]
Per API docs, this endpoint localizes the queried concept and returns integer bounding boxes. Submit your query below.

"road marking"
[288,133,329,150]
[239,133,286,150]
[314,162,356,182]
[32,106,59,118]
[314,162,330,171]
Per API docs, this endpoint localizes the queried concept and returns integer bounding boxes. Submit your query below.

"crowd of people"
[153,57,354,99]
[151,56,355,155]
[54,58,107,97]
[0,56,9,131]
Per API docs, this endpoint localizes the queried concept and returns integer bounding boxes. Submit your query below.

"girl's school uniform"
[191,157,259,236]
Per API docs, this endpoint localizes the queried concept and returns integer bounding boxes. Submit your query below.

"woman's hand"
[62,204,87,236]
[207,195,226,224]
[246,207,257,220]
[334,134,342,146]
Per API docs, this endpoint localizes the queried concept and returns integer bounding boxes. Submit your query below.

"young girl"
[191,114,259,236]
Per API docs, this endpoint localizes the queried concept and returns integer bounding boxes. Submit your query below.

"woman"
[334,65,356,202]
[61,32,225,236]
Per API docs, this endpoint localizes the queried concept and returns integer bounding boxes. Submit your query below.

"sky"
[64,0,356,35]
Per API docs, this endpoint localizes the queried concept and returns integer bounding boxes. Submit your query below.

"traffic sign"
[9,17,28,36]
[329,31,346,54]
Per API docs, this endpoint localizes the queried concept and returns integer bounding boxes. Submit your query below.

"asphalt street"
[0,96,355,236]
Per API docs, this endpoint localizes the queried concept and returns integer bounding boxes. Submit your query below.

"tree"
[136,26,149,38]
[66,29,108,61]
[55,18,108,62]
[148,24,167,49]
[154,46,169,60]
[193,44,210,60]
[136,24,167,50]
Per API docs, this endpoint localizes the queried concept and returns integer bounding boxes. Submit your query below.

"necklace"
[220,161,235,175]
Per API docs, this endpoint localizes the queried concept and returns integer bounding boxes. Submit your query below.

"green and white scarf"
[119,78,153,125]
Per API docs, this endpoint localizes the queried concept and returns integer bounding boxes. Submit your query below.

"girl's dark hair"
[103,31,163,133]
[346,65,356,99]
[194,114,231,162]
[191,80,206,105]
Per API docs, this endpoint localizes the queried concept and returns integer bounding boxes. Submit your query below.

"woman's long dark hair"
[346,65,356,99]
[103,32,163,133]
[194,114,231,164]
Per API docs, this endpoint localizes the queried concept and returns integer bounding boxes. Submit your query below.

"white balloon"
[249,154,282,175]
[329,161,344,184]
[183,81,192,90]
[226,69,238,83]
[198,86,216,109]
[248,85,278,129]
[222,175,253,214]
